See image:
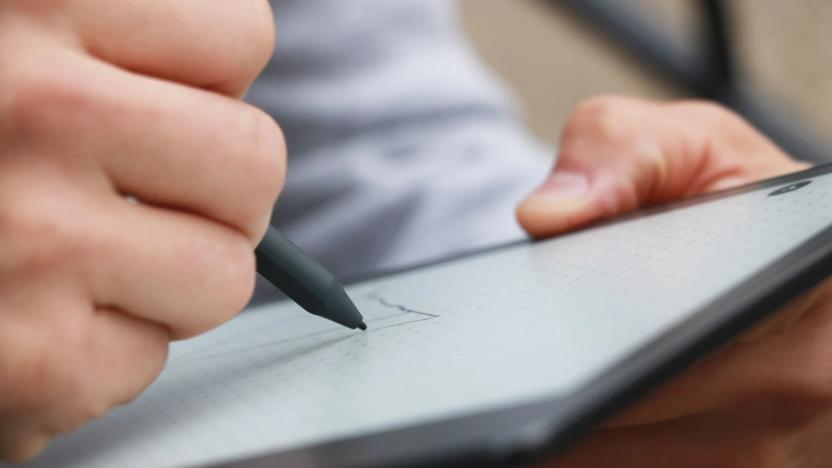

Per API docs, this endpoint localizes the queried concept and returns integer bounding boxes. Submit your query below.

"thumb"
[516,97,683,239]
[516,96,803,239]
[517,164,645,239]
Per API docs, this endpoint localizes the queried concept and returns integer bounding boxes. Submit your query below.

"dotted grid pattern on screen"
[24,174,832,468]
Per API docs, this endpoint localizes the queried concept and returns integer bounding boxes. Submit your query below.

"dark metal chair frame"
[549,0,829,163]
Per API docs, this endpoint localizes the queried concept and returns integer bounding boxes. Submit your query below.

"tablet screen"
[31,170,832,468]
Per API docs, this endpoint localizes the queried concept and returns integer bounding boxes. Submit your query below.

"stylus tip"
[358,322,367,331]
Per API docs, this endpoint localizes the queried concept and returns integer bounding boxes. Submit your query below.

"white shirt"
[247,0,552,296]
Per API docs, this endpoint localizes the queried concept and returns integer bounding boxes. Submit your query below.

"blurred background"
[459,0,832,163]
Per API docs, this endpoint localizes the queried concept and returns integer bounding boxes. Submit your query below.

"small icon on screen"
[769,180,812,197]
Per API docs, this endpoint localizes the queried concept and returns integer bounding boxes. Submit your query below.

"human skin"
[0,0,285,461]
[518,96,832,468]
[2,3,829,464]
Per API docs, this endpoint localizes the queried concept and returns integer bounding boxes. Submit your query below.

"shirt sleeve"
[247,0,554,292]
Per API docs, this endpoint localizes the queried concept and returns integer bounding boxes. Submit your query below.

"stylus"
[255,226,367,330]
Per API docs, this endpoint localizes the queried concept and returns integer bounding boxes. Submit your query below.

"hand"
[0,1,284,461]
[517,96,832,468]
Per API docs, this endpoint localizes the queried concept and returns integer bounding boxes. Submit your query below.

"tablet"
[26,164,832,468]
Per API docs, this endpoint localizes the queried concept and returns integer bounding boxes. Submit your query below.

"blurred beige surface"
[460,0,832,153]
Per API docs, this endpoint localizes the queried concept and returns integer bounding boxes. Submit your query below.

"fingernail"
[531,171,590,199]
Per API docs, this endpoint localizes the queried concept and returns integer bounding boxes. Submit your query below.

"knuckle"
[9,309,124,434]
[0,197,56,273]
[0,319,78,413]
[177,232,255,338]
[237,107,285,235]
[2,73,52,139]
[0,185,91,275]
[125,332,170,401]
[229,0,276,80]
[573,94,626,114]
[248,0,277,67]
[565,95,634,142]
[1,60,94,144]
[671,99,745,128]
[671,99,729,116]
[246,107,286,194]
[0,329,43,411]
[215,236,257,317]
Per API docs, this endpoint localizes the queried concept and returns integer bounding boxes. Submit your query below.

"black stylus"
[255,226,367,330]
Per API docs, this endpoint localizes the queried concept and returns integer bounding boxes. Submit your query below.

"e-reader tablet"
[26,164,832,468]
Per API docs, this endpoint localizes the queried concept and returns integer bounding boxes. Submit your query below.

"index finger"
[65,0,275,96]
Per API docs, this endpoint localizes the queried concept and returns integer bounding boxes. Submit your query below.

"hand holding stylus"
[0,1,284,461]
